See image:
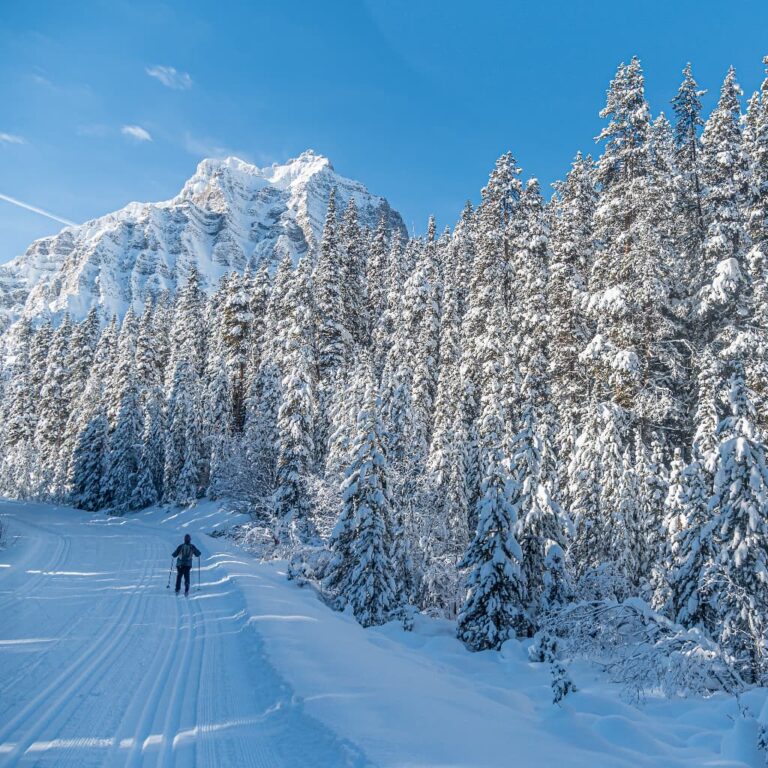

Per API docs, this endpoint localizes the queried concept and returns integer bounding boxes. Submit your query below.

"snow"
[0,498,764,767]
[710,258,742,303]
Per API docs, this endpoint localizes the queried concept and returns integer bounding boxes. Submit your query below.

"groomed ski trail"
[0,501,372,768]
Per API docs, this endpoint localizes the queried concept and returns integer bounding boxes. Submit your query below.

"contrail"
[0,192,77,227]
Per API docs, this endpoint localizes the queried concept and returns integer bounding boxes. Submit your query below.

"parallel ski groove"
[0,537,156,761]
[0,506,376,768]
[120,579,183,768]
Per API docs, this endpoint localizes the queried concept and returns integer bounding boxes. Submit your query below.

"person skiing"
[172,534,201,595]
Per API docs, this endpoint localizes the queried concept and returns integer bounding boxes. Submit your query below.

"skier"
[172,534,201,595]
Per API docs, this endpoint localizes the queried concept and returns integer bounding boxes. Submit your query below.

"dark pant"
[175,565,192,593]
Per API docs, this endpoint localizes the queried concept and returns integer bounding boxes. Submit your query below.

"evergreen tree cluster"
[3,55,768,682]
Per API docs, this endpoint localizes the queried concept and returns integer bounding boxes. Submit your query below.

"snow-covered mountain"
[0,150,405,332]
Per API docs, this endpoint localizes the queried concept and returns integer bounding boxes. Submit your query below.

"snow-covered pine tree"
[35,315,72,492]
[323,380,399,627]
[567,404,604,582]
[315,188,352,381]
[340,196,369,347]
[427,250,469,556]
[324,357,369,481]
[419,246,470,615]
[135,301,162,394]
[744,60,768,431]
[634,432,669,590]
[506,179,569,623]
[409,234,442,474]
[587,58,683,436]
[672,63,706,257]
[245,262,272,375]
[3,320,35,451]
[459,154,522,434]
[1,320,36,494]
[548,152,597,498]
[366,212,390,346]
[58,317,116,503]
[108,308,138,423]
[168,267,207,378]
[510,381,568,625]
[101,369,142,512]
[371,230,404,381]
[703,365,768,682]
[242,255,294,505]
[51,309,100,498]
[203,348,232,499]
[163,356,204,504]
[130,392,164,509]
[221,271,254,431]
[457,433,528,650]
[457,315,528,649]
[69,407,109,511]
[448,201,476,319]
[655,446,685,613]
[613,445,643,591]
[25,320,53,447]
[570,402,629,596]
[698,67,750,338]
[273,258,318,544]
[669,455,715,631]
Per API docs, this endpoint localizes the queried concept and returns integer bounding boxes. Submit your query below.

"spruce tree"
[69,408,109,511]
[549,152,597,457]
[102,372,142,512]
[315,188,352,380]
[323,383,398,627]
[273,259,318,543]
[457,436,528,650]
[221,272,254,431]
[670,450,715,628]
[672,62,706,252]
[698,67,750,336]
[130,393,164,509]
[704,367,768,681]
[340,197,368,347]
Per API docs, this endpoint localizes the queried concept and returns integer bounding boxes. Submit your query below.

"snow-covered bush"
[529,631,577,704]
[538,598,744,702]
[227,522,279,560]
[287,545,333,586]
[418,551,465,619]
[573,563,632,603]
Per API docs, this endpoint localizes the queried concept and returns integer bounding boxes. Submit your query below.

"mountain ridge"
[0,150,406,334]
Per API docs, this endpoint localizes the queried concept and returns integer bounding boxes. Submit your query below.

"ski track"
[0,503,373,768]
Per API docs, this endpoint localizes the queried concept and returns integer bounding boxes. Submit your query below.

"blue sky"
[1,0,767,264]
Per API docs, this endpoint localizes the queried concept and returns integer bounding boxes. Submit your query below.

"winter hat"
[184,534,191,543]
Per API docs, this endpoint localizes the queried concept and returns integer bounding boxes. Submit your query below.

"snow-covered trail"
[1,499,763,768]
[0,501,369,768]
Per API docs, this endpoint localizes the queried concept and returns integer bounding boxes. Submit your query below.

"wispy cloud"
[183,132,251,162]
[30,73,52,88]
[121,125,153,142]
[0,133,26,145]
[146,65,193,90]
[0,193,76,226]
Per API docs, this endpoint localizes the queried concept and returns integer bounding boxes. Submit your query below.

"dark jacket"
[172,542,201,567]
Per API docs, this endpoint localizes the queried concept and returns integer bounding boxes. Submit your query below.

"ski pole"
[166,558,173,589]
[197,556,201,592]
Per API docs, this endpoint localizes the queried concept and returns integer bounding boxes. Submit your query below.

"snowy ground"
[0,499,765,767]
